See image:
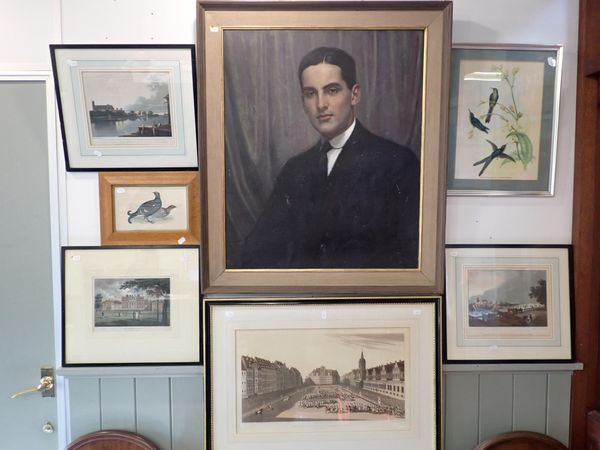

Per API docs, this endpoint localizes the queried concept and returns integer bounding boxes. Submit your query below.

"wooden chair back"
[65,430,159,450]
[474,431,567,450]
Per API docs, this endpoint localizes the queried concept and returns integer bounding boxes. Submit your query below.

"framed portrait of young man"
[197,1,451,293]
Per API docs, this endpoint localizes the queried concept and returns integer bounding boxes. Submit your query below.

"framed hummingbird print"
[50,45,198,171]
[447,45,563,196]
[99,171,200,245]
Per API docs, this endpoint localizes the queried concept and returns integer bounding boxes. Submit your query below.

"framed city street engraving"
[50,45,198,171]
[99,171,200,245]
[62,246,200,366]
[444,245,573,362]
[197,1,451,293]
[204,298,441,450]
[447,45,562,195]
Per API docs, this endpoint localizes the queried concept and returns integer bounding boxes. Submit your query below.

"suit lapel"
[326,121,367,183]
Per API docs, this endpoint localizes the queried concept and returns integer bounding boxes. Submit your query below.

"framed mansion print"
[62,246,200,366]
[198,1,452,293]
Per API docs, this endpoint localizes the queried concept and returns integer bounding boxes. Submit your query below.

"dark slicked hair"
[298,47,357,89]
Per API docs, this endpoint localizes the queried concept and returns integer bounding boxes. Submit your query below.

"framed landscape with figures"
[444,245,573,362]
[99,171,200,245]
[447,45,562,195]
[50,44,198,171]
[198,1,451,293]
[62,246,200,366]
[204,298,441,450]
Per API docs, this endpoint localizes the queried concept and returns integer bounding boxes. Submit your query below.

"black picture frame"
[444,244,574,363]
[50,44,198,171]
[204,297,441,450]
[61,245,201,366]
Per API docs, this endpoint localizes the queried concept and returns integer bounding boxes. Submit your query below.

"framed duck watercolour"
[99,171,200,245]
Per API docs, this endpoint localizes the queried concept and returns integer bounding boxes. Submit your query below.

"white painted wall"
[0,0,576,247]
[448,0,578,244]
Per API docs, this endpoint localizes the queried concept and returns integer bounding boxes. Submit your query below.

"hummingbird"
[468,109,489,133]
[485,87,499,123]
[473,139,516,176]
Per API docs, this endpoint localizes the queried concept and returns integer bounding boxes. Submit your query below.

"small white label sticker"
[178,237,186,245]
[449,251,458,257]
[547,57,556,67]
[71,255,81,261]
[67,59,77,67]
[210,26,220,32]
[115,187,126,194]
[321,310,327,319]
[93,150,102,157]
[225,311,234,318]
[413,309,422,316]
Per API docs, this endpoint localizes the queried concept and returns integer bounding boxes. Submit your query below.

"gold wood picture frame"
[99,171,200,245]
[198,1,452,294]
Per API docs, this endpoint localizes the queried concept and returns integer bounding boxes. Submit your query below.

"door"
[0,75,60,448]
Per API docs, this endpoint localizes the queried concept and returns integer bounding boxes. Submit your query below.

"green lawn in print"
[94,277,170,327]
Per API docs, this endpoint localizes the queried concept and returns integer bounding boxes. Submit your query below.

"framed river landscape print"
[447,45,562,195]
[444,245,573,363]
[198,1,451,293]
[62,246,200,366]
[50,45,198,171]
[204,298,441,450]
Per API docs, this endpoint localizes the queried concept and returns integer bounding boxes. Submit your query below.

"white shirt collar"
[328,119,356,149]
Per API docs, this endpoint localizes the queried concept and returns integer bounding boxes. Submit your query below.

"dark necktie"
[320,140,332,177]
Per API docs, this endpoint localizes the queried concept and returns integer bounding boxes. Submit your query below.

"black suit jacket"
[242,121,420,269]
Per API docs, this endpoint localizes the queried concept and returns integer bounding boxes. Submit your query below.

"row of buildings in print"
[241,356,303,399]
[342,351,406,400]
[241,351,406,403]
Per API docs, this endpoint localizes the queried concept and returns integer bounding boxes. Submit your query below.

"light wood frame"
[99,171,200,245]
[197,1,451,294]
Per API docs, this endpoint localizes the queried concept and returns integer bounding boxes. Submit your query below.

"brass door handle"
[11,376,54,399]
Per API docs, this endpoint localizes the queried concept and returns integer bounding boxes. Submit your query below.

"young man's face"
[300,63,360,140]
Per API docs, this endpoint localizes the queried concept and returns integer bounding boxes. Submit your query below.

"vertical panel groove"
[477,374,482,442]
[98,379,103,429]
[512,374,516,430]
[169,377,174,450]
[545,373,550,434]
[133,378,138,433]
